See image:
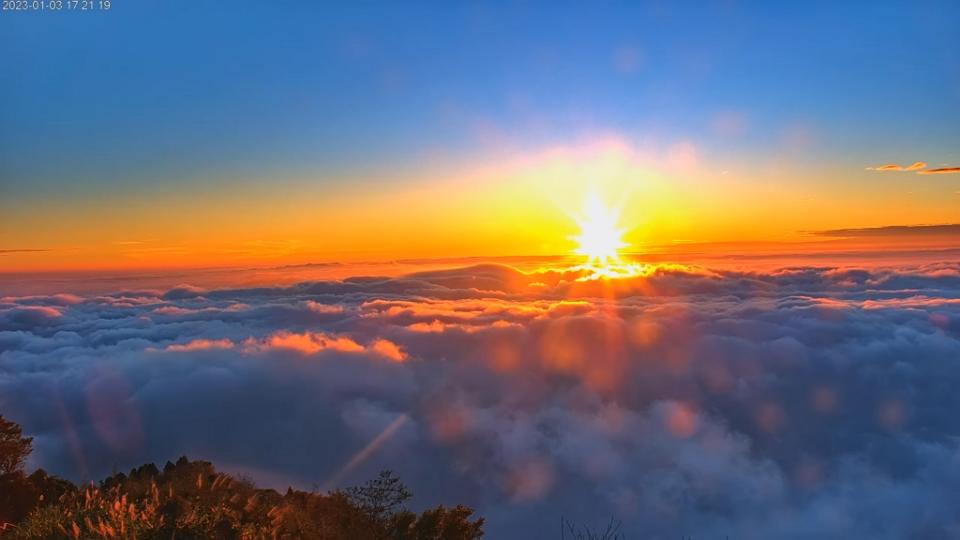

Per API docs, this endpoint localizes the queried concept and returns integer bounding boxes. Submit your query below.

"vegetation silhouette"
[0,414,484,539]
[561,516,624,540]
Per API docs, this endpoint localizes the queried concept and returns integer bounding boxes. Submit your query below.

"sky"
[2,1,959,271]
[4,4,960,539]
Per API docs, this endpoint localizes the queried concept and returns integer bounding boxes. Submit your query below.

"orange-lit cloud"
[918,167,960,175]
[262,331,365,355]
[867,161,960,175]
[369,339,406,362]
[361,297,562,324]
[406,319,520,334]
[248,330,407,361]
[303,300,345,314]
[165,338,234,352]
[868,161,926,171]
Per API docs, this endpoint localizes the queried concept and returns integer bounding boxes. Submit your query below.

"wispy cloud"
[0,248,51,255]
[867,161,926,171]
[867,161,960,175]
[918,167,960,175]
[810,224,960,238]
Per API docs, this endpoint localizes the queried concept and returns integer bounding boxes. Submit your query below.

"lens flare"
[570,192,645,280]
[572,193,628,266]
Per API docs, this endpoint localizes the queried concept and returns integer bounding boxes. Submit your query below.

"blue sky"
[2,1,959,271]
[2,1,957,198]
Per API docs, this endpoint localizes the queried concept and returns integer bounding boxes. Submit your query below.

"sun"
[568,192,648,280]
[572,192,628,267]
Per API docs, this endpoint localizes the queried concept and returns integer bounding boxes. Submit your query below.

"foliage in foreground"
[0,414,483,539]
[561,516,624,540]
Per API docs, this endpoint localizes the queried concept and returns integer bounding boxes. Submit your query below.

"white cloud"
[2,262,960,537]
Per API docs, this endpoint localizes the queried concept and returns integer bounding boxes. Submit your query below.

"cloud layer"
[868,161,927,171]
[868,161,960,174]
[3,262,960,538]
[811,224,960,238]
[918,167,960,175]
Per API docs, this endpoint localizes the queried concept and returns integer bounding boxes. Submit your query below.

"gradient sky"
[2,1,959,270]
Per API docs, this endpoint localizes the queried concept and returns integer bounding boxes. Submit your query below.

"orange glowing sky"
[3,138,959,272]
[2,2,958,272]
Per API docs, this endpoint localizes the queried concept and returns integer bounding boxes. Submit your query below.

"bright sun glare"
[570,192,646,280]
[573,193,628,266]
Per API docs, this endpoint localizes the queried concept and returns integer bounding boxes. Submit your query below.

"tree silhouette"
[0,414,41,527]
[0,413,485,538]
[344,470,412,521]
[0,415,32,476]
[561,516,624,540]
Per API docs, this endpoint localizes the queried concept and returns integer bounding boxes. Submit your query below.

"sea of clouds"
[3,261,960,539]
